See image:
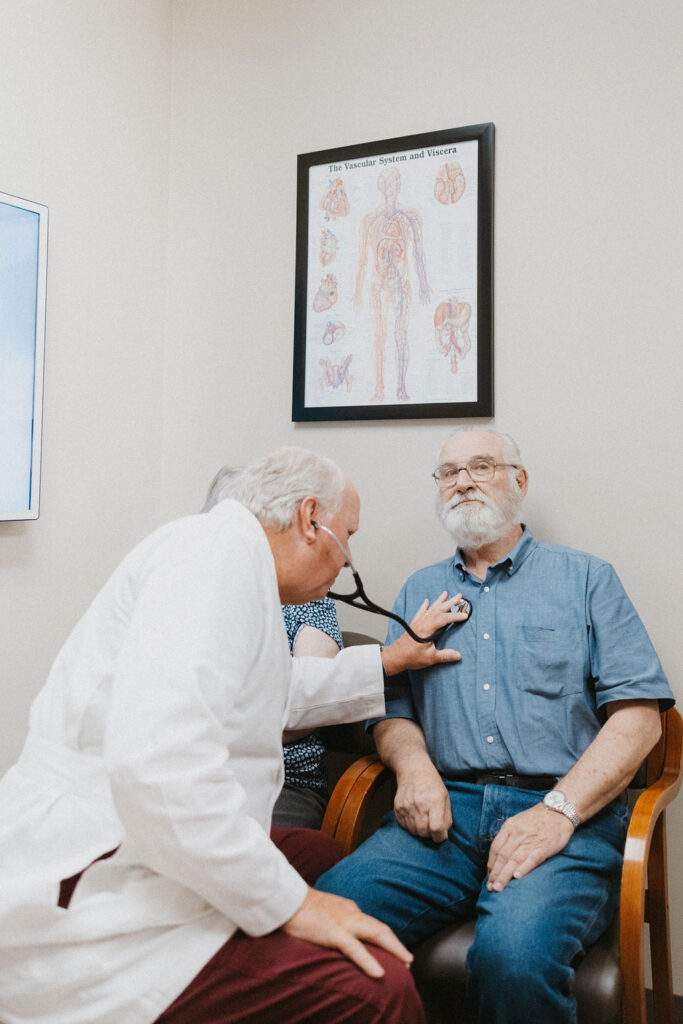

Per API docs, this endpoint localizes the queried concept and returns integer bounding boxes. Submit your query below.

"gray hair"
[202,466,245,512]
[205,446,346,531]
[437,427,523,469]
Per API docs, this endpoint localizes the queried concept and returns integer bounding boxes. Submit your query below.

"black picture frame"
[292,123,494,422]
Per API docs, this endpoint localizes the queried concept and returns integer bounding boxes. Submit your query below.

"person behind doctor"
[203,465,345,830]
[0,446,466,1024]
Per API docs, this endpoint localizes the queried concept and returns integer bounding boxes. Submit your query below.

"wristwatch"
[542,789,582,828]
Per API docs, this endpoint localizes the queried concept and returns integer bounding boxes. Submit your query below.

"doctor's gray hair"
[207,447,346,531]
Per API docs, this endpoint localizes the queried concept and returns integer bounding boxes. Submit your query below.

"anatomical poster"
[293,124,493,422]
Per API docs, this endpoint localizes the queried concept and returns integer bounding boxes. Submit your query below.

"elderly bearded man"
[0,447,468,1024]
[317,428,674,1024]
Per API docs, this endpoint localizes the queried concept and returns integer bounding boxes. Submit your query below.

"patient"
[204,467,341,829]
[317,427,674,1024]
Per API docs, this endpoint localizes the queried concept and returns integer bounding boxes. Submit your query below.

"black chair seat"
[412,915,621,1024]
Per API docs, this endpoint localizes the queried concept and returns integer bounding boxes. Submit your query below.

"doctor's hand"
[282,887,413,978]
[381,592,467,676]
[486,803,574,893]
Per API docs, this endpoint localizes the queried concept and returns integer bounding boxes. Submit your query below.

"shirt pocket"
[515,626,585,697]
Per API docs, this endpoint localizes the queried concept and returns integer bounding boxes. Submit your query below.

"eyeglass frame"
[432,457,521,489]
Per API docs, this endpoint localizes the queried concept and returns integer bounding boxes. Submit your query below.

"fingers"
[486,808,574,892]
[429,805,452,843]
[355,916,414,968]
[394,778,451,843]
[283,889,413,979]
[331,912,414,978]
[488,845,542,891]
[487,824,524,890]
[432,647,462,663]
[487,851,522,892]
[411,592,466,623]
[333,931,386,978]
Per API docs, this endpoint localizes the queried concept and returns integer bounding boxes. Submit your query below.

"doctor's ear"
[297,497,319,543]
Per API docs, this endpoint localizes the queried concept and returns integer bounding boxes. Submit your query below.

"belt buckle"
[502,771,517,787]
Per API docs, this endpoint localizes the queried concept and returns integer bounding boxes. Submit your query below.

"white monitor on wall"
[0,191,48,520]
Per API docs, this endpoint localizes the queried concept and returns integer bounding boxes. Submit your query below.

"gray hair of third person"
[438,427,524,479]
[202,447,347,531]
[202,466,245,512]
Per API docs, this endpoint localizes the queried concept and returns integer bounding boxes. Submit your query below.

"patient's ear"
[297,496,319,543]
[515,467,529,496]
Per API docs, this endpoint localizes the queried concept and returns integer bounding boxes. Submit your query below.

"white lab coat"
[0,501,385,1024]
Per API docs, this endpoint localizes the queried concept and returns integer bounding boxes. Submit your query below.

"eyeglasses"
[432,457,520,488]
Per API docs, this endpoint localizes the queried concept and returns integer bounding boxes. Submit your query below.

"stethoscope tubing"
[312,520,470,644]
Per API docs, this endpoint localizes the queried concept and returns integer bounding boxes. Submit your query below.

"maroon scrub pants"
[154,826,425,1024]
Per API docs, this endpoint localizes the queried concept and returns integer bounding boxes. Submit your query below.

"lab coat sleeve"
[104,519,308,937]
[285,645,385,731]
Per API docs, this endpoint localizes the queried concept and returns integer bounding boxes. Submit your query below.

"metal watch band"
[543,790,582,828]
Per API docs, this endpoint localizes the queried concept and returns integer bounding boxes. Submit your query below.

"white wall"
[1,0,681,995]
[0,0,171,762]
[164,0,683,989]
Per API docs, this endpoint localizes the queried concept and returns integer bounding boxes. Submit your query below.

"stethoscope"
[311,521,472,644]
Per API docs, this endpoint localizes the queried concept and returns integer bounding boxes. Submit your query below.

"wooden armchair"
[322,683,682,1024]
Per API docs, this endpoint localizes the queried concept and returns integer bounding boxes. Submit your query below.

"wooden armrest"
[619,708,683,1024]
[321,755,393,856]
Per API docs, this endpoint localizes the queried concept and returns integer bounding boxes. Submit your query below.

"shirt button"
[483,633,490,640]
[484,586,490,593]
[483,683,490,690]
[487,735,494,743]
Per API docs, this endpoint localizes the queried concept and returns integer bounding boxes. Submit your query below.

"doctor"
[0,446,464,1024]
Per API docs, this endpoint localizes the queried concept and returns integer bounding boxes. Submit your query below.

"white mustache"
[443,489,496,512]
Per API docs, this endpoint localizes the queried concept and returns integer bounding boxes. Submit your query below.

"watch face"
[545,791,565,810]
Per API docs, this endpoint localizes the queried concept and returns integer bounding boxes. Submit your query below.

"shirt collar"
[454,525,537,580]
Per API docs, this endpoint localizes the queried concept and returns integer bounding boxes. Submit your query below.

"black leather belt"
[452,771,558,791]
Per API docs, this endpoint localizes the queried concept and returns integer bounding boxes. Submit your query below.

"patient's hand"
[381,591,467,675]
[486,803,574,892]
[394,757,452,843]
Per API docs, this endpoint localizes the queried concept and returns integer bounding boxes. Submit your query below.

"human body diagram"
[353,168,432,402]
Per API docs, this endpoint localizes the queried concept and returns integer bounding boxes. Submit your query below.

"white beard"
[438,482,523,549]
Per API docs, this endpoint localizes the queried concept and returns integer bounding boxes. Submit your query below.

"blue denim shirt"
[375,528,673,778]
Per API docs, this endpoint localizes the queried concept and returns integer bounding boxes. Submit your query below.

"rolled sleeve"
[366,670,417,731]
[587,561,674,711]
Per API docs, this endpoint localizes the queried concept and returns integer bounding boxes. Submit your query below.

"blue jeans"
[316,782,630,1024]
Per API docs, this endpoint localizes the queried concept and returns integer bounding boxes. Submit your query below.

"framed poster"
[292,123,493,421]
[0,191,48,520]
